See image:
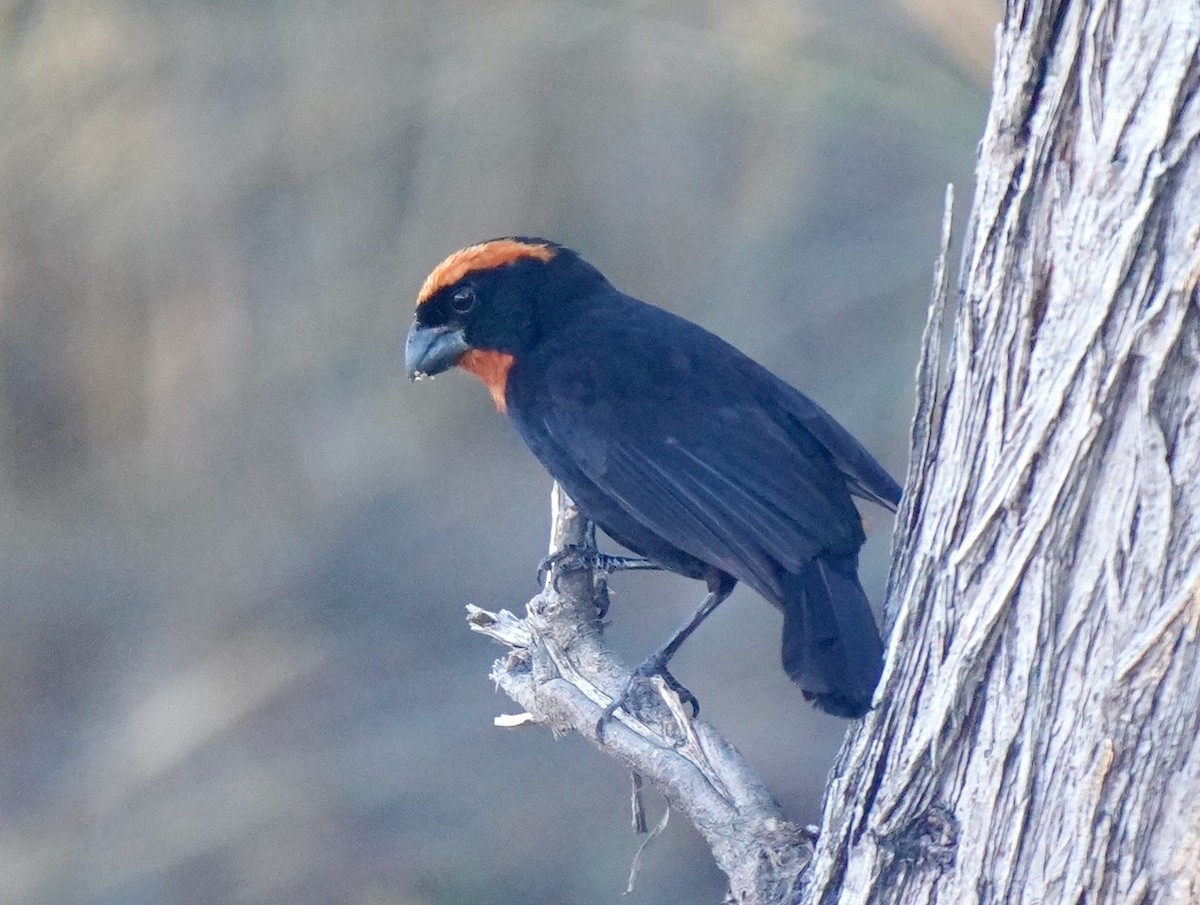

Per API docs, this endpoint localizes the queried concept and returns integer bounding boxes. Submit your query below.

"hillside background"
[0,1,993,903]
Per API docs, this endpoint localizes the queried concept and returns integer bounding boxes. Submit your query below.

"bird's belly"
[547,469,712,581]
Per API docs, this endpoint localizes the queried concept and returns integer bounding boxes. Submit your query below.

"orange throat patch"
[458,349,516,413]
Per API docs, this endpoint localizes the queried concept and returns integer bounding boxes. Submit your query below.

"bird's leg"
[598,577,735,735]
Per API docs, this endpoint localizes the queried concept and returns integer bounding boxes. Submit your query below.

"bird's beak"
[405,323,469,380]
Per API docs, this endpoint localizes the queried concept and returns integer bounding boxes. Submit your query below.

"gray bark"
[469,1,1200,902]
[802,2,1200,903]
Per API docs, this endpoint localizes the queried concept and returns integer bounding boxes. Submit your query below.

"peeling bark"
[802,3,1200,903]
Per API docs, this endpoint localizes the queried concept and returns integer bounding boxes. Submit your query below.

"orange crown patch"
[417,239,556,306]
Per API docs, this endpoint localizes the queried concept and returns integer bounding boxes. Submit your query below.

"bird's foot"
[595,553,661,574]
[537,546,660,587]
[596,655,700,738]
[537,545,589,587]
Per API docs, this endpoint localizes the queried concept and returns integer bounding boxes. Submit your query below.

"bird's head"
[405,237,604,410]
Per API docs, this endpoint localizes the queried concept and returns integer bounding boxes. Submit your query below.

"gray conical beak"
[405,323,469,380]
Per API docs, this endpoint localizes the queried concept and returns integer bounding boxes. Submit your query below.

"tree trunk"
[801,2,1200,903]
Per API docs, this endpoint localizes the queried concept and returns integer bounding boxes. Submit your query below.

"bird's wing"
[766,376,903,511]
[518,341,867,596]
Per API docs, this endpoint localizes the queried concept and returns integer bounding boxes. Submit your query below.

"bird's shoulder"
[522,292,756,410]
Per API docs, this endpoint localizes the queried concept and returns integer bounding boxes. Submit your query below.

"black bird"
[406,238,901,717]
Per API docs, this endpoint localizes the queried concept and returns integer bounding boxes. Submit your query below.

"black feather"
[505,287,895,714]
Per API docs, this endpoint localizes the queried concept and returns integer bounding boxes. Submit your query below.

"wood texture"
[468,485,811,904]
[802,2,1200,902]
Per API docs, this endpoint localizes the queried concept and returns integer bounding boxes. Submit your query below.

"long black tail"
[779,554,884,718]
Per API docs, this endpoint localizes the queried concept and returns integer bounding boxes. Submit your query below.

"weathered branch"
[468,484,810,904]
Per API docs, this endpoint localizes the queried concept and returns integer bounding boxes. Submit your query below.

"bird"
[406,237,901,719]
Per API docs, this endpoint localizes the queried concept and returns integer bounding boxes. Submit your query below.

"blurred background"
[0,1,994,902]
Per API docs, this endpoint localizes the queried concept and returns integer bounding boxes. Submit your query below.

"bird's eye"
[450,286,476,315]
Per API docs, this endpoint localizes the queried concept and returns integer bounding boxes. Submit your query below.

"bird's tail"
[779,554,884,718]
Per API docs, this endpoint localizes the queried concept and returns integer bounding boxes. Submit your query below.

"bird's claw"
[596,657,700,738]
[656,669,701,718]
[536,545,587,587]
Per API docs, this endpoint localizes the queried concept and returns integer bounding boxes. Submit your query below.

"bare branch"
[468,484,811,904]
